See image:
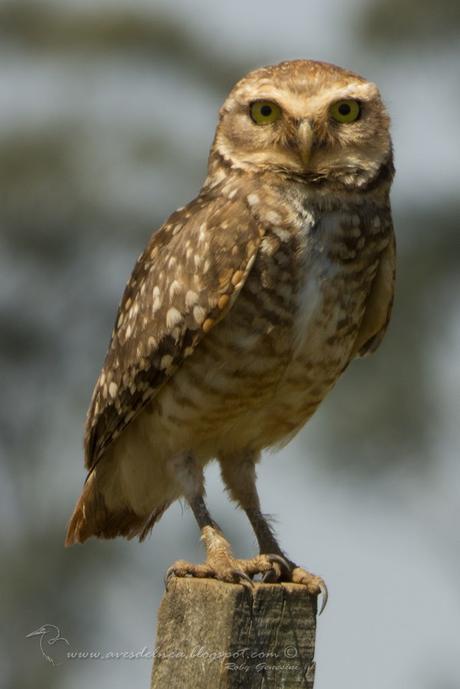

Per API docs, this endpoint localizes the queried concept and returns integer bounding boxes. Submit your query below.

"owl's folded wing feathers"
[84,194,264,470]
[353,230,396,357]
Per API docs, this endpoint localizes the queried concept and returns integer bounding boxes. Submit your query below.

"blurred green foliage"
[360,0,460,43]
[0,1,249,88]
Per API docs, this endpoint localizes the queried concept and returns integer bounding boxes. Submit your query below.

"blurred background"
[1,0,459,687]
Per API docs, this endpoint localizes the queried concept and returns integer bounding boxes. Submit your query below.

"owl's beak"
[297,120,314,168]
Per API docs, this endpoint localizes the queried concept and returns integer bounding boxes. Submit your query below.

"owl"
[66,60,395,611]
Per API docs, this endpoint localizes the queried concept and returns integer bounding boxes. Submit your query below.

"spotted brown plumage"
[84,193,265,470]
[66,59,395,604]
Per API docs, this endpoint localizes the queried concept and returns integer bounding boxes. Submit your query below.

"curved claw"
[235,570,255,589]
[165,563,255,590]
[267,554,291,573]
[261,554,291,582]
[262,570,274,583]
[317,581,328,615]
[164,566,176,591]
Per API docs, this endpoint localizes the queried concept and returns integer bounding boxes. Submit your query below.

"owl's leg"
[166,453,285,587]
[220,452,328,611]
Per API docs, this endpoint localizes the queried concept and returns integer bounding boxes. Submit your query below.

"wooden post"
[150,578,317,688]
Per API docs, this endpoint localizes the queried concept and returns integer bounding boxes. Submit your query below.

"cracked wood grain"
[150,578,317,689]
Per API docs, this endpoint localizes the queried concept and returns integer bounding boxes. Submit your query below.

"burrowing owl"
[66,60,395,609]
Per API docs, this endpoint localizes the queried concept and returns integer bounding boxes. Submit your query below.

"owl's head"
[210,60,392,191]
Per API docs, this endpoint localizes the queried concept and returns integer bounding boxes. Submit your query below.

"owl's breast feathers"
[303,205,395,359]
[85,184,395,471]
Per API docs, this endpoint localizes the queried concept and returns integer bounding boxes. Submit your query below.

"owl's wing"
[84,193,264,470]
[352,230,396,357]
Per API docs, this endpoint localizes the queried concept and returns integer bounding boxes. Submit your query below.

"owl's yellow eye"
[250,100,282,125]
[330,99,361,123]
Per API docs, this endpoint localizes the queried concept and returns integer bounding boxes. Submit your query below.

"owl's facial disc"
[211,60,392,189]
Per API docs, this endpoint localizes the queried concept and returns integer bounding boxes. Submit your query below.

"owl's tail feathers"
[64,473,169,546]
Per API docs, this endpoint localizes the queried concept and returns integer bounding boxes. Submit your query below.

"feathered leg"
[220,451,327,610]
[166,452,284,586]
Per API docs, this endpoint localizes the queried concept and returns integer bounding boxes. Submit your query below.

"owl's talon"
[164,568,172,590]
[267,553,291,574]
[318,581,328,615]
[164,562,187,590]
[165,548,284,588]
[287,566,328,613]
[165,562,254,588]
[262,567,282,583]
[260,554,288,582]
[234,570,255,588]
[164,564,179,590]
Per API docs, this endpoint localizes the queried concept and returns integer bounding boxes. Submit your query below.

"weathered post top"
[151,578,317,689]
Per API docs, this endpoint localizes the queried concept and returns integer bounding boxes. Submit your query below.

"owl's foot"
[263,560,328,614]
[290,567,328,613]
[165,526,288,589]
